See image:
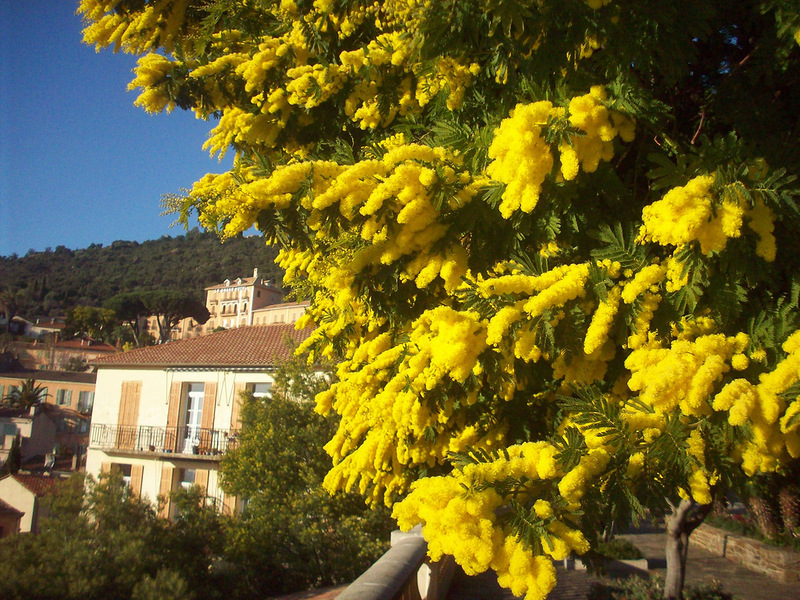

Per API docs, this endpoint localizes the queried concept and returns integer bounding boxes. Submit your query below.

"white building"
[85,324,311,517]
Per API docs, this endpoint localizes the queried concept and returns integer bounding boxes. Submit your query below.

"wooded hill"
[0,229,282,319]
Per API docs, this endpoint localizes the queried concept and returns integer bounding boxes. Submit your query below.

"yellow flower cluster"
[745,199,777,262]
[626,334,746,416]
[319,306,502,505]
[128,53,177,114]
[393,441,592,600]
[584,287,621,354]
[487,89,634,218]
[639,175,745,254]
[80,0,189,53]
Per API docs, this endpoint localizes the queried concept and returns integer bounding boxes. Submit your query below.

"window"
[55,389,72,407]
[111,464,132,486]
[179,468,196,490]
[249,383,272,399]
[1,423,17,448]
[78,419,90,434]
[77,391,94,413]
[183,383,204,453]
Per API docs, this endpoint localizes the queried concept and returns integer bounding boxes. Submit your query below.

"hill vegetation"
[0,229,282,319]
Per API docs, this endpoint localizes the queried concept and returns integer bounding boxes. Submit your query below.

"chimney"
[253,267,259,279]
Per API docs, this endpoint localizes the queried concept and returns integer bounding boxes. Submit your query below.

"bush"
[595,538,644,560]
[589,575,733,600]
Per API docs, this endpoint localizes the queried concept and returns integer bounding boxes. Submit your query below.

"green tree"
[63,305,118,342]
[219,354,393,596]
[0,433,22,476]
[139,290,210,344]
[104,292,149,347]
[81,2,800,599]
[0,472,230,600]
[2,379,49,410]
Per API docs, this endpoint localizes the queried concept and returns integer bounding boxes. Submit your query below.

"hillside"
[0,229,282,319]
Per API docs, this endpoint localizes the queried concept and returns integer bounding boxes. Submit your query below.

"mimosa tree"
[79,1,800,598]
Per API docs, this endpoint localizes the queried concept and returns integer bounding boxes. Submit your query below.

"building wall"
[86,367,277,516]
[0,511,21,538]
[251,302,309,326]
[0,374,94,456]
[0,478,36,533]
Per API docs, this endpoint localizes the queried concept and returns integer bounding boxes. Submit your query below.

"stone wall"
[692,524,800,583]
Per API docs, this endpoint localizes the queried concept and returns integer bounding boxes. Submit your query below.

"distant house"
[0,405,58,470]
[145,268,309,342]
[9,337,116,371]
[0,472,64,534]
[0,497,23,538]
[86,324,312,518]
[0,370,96,466]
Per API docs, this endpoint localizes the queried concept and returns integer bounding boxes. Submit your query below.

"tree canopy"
[219,353,393,594]
[80,2,800,599]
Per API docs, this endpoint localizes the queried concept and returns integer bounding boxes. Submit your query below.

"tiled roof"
[8,473,63,497]
[0,370,96,385]
[56,339,117,352]
[0,497,23,516]
[92,325,311,368]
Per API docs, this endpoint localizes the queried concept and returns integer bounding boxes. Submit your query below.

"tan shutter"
[165,382,182,452]
[197,383,217,453]
[158,466,174,518]
[230,383,247,430]
[222,493,237,515]
[117,382,141,450]
[101,462,111,473]
[195,469,209,494]
[130,465,144,498]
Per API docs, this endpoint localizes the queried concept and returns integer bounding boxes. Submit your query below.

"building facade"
[0,370,96,465]
[143,268,308,342]
[85,324,311,517]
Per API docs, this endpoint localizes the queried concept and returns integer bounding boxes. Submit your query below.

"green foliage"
[0,230,282,319]
[589,576,734,600]
[1,378,49,410]
[0,471,242,600]
[219,353,394,596]
[0,433,21,476]
[63,305,118,342]
[595,537,644,561]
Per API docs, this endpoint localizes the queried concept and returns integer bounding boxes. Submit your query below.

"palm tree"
[1,379,49,410]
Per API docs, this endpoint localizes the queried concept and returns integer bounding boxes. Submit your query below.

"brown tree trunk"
[777,486,800,535]
[663,499,712,600]
[746,495,780,538]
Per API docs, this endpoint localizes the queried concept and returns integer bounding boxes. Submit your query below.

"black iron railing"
[90,424,239,456]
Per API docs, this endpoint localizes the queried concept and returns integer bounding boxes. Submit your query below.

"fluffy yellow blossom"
[640,175,745,254]
[487,101,559,217]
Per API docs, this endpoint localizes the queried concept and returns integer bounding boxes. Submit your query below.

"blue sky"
[1,2,233,258]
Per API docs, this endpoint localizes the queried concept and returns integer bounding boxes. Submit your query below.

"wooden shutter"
[130,465,144,498]
[222,493,237,516]
[101,462,111,473]
[117,382,141,450]
[165,382,182,452]
[198,383,217,453]
[201,383,217,430]
[158,466,174,518]
[230,383,247,430]
[195,469,209,494]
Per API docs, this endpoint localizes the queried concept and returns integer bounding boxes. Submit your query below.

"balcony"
[90,424,239,460]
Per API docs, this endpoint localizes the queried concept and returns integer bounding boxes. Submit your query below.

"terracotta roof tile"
[0,370,96,385]
[8,473,63,497]
[92,325,311,368]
